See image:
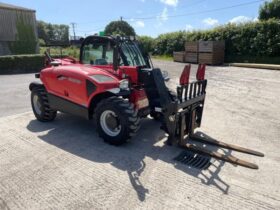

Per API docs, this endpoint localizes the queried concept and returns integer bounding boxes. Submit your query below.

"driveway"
[0,61,279,209]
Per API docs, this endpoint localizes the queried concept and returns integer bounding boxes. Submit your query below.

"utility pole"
[70,22,77,40]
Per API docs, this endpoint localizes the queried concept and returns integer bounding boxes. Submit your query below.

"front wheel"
[31,87,57,122]
[95,96,140,145]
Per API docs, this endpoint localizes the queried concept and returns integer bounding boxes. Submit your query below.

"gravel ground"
[0,60,279,209]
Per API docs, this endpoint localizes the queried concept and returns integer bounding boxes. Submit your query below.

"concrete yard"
[0,60,279,209]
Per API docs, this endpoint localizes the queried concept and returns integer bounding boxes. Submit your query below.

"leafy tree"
[52,24,69,42]
[104,20,136,36]
[46,23,55,42]
[37,21,48,42]
[259,0,280,20]
[37,21,69,45]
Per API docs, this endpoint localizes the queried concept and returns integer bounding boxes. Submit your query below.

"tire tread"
[95,96,140,145]
[31,87,57,122]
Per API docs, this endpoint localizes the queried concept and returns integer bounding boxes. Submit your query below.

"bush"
[154,31,187,55]
[39,38,46,46]
[40,46,80,59]
[138,36,154,53]
[0,54,45,74]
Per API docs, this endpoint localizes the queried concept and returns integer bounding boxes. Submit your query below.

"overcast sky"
[3,0,264,37]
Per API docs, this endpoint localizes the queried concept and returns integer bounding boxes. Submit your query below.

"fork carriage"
[141,64,264,169]
[176,79,207,140]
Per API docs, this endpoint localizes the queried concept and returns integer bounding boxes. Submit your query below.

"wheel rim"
[100,110,121,137]
[33,94,42,115]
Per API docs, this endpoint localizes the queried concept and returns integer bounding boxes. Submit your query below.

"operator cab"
[80,36,151,69]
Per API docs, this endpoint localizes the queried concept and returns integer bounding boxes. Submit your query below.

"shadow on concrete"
[27,114,230,201]
[0,197,10,210]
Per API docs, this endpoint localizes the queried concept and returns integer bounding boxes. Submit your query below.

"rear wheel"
[31,87,57,122]
[95,96,140,145]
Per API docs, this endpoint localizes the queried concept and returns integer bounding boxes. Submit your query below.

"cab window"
[82,41,113,65]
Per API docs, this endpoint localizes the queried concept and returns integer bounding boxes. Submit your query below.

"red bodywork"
[179,64,206,85]
[180,64,191,85]
[196,64,206,81]
[40,58,148,110]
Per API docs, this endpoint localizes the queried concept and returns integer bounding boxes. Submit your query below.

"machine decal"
[68,77,82,84]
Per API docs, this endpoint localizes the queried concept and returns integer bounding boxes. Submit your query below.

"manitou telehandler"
[29,35,264,169]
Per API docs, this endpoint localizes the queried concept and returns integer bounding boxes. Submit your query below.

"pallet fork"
[141,64,264,169]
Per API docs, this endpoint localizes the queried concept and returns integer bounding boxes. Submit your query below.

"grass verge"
[151,55,173,61]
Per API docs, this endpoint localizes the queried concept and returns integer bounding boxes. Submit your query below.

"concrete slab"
[0,112,279,210]
[0,61,280,209]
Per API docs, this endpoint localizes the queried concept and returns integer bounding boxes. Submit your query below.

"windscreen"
[120,40,147,67]
[82,39,113,65]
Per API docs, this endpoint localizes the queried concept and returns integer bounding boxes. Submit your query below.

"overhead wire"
[71,0,264,35]
[123,0,264,21]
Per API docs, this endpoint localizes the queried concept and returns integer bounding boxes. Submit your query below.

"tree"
[46,23,55,42]
[37,21,48,42]
[104,20,136,36]
[259,0,280,20]
[52,24,69,42]
[37,21,69,45]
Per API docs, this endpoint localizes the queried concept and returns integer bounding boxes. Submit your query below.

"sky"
[2,0,265,37]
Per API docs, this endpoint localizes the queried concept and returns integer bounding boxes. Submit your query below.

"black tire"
[31,87,57,122]
[95,96,140,145]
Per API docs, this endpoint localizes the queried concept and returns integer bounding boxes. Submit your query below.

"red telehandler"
[29,36,264,169]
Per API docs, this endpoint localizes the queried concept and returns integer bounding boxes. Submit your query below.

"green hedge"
[154,31,186,55]
[0,54,45,74]
[147,19,280,64]
[138,36,155,53]
[0,54,71,74]
[226,55,280,64]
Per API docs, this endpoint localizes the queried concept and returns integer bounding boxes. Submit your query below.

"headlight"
[119,79,129,90]
[89,75,115,83]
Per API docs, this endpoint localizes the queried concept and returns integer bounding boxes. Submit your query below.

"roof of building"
[0,2,35,12]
